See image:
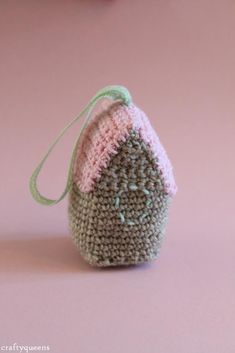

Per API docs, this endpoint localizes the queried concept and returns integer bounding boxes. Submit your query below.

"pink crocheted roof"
[73,102,177,196]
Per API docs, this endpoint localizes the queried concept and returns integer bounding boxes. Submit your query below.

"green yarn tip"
[97,85,132,106]
[29,85,132,206]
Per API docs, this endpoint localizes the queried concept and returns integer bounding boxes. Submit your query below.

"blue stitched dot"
[127,220,135,226]
[129,184,138,191]
[142,188,150,195]
[119,212,125,223]
[115,197,120,209]
[140,213,148,222]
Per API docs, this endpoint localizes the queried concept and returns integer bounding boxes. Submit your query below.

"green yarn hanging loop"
[29,85,132,206]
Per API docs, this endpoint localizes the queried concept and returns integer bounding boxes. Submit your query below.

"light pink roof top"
[73,102,177,196]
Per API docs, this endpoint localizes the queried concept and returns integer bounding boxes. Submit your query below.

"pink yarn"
[73,102,177,196]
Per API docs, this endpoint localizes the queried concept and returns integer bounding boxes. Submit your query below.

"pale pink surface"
[74,102,177,195]
[0,1,235,353]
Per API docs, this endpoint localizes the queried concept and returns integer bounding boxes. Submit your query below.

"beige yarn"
[68,131,171,267]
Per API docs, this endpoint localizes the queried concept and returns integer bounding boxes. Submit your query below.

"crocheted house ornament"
[29,86,177,267]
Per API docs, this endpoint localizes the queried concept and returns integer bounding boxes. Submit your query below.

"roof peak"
[73,102,177,196]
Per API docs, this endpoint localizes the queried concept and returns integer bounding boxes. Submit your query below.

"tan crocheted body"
[68,131,171,267]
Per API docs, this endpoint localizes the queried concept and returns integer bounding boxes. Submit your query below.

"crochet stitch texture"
[69,102,176,266]
[29,85,177,267]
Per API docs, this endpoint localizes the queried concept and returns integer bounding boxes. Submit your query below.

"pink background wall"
[0,0,235,352]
